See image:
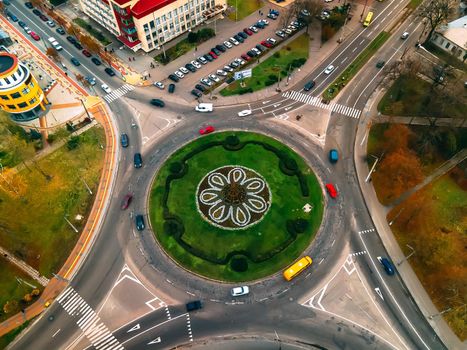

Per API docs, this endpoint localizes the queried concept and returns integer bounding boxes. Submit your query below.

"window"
[11,92,21,98]
[18,102,27,108]
[156,18,160,25]
[4,77,10,84]
[29,98,36,104]
[445,42,450,49]
[146,34,151,40]
[150,20,155,29]
[29,81,35,88]
[22,87,30,94]
[148,42,153,49]
[162,15,166,22]
[0,95,8,100]
[144,24,149,31]
[7,104,15,109]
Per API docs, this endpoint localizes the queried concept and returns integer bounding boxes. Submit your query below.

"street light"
[365,154,380,183]
[428,307,452,320]
[274,330,282,350]
[397,244,415,266]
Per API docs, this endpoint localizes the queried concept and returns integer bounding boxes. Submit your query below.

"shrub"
[268,74,277,81]
[274,52,281,58]
[294,218,308,233]
[265,79,276,86]
[284,157,298,172]
[169,161,184,174]
[187,31,198,43]
[223,135,244,151]
[230,256,248,272]
[67,136,80,150]
[163,219,184,238]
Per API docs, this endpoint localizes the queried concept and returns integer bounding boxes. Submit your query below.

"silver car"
[174,70,185,79]
[223,40,233,48]
[209,74,220,82]
[191,60,201,69]
[200,78,213,86]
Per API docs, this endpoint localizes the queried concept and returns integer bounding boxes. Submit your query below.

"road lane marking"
[127,324,140,333]
[375,287,384,300]
[186,314,193,342]
[148,337,161,344]
[52,329,61,338]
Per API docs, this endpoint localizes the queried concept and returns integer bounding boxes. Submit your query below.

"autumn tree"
[46,47,60,61]
[75,73,85,85]
[419,0,455,44]
[30,0,46,10]
[382,124,411,152]
[80,35,100,53]
[66,24,81,39]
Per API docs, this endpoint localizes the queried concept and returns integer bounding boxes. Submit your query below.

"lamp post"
[428,308,452,320]
[365,154,380,183]
[77,97,92,121]
[397,244,415,266]
[360,0,369,22]
[274,330,282,350]
[235,0,238,22]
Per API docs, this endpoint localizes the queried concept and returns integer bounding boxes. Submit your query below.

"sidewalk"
[354,87,464,350]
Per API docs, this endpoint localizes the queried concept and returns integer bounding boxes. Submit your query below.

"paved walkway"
[0,246,49,287]
[354,87,464,350]
[375,115,467,127]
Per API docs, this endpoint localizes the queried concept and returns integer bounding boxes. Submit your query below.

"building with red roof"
[79,0,227,52]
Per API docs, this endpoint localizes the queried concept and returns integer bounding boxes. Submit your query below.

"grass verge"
[220,33,309,96]
[0,320,30,350]
[73,18,112,46]
[227,0,262,21]
[149,132,323,282]
[323,31,390,100]
[0,126,105,277]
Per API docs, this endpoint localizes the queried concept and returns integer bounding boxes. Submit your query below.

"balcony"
[202,4,226,19]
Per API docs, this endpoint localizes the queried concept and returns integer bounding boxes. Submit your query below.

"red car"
[121,194,133,210]
[241,54,251,61]
[199,125,215,135]
[243,28,253,36]
[209,51,218,59]
[30,31,40,41]
[82,49,92,57]
[326,184,338,198]
[261,40,272,48]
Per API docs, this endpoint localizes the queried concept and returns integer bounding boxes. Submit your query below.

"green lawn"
[220,34,309,96]
[149,132,323,282]
[227,0,262,21]
[378,75,466,119]
[0,320,30,350]
[0,126,105,277]
[323,31,390,100]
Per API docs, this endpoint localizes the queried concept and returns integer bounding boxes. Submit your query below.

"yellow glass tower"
[0,52,49,122]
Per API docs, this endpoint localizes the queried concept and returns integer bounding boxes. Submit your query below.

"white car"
[24,26,32,34]
[154,81,165,89]
[249,26,258,33]
[252,48,261,55]
[198,56,208,65]
[324,65,335,74]
[284,28,292,35]
[46,20,55,27]
[260,19,269,25]
[223,65,234,72]
[231,286,249,297]
[209,74,220,82]
[174,70,185,79]
[401,32,409,39]
[195,103,213,112]
[179,67,189,74]
[200,78,213,86]
[234,58,245,66]
[230,37,240,46]
[191,60,201,69]
[238,109,252,117]
[101,84,112,94]
[217,69,227,76]
[267,37,277,45]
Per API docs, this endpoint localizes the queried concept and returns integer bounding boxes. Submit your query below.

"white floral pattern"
[197,166,271,229]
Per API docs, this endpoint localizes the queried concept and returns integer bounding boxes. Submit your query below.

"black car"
[74,42,83,50]
[304,81,316,91]
[238,32,248,39]
[120,133,129,148]
[135,215,145,231]
[91,57,102,65]
[255,44,266,52]
[18,21,26,28]
[66,36,77,44]
[247,50,257,58]
[211,47,221,56]
[168,74,179,82]
[150,98,165,107]
[191,89,202,98]
[32,9,41,16]
[215,44,226,52]
[186,300,202,312]
[168,84,175,93]
[195,84,206,92]
[105,68,116,76]
[70,57,80,66]
[56,27,66,35]
[39,14,48,21]
[25,2,34,9]
[234,34,244,43]
[185,63,196,72]
[204,54,213,62]
[134,153,142,168]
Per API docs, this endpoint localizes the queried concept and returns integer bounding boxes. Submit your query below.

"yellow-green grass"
[389,168,466,340]
[149,132,323,282]
[227,0,262,21]
[0,127,105,277]
[220,34,309,96]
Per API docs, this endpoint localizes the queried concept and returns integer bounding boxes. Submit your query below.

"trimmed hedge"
[230,256,249,272]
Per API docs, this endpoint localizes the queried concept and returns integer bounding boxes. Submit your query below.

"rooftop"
[131,0,177,19]
[0,53,16,75]
[438,15,467,47]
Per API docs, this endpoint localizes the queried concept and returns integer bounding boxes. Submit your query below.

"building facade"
[0,53,49,122]
[431,16,467,62]
[79,0,226,52]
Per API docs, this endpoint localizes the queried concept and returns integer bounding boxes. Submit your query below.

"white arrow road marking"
[262,100,270,104]
[284,106,293,111]
[127,324,141,333]
[377,256,382,263]
[148,337,161,344]
[273,103,281,107]
[375,287,384,300]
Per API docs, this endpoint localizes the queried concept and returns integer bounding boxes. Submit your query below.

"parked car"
[267,37,277,45]
[215,44,226,52]
[195,84,207,92]
[230,37,240,45]
[376,60,385,68]
[191,89,202,98]
[30,31,40,41]
[179,66,189,74]
[185,63,196,73]
[223,40,233,48]
[101,84,111,94]
[191,60,201,69]
[39,14,48,21]
[325,183,338,198]
[324,65,335,74]
[105,67,116,76]
[204,54,214,62]
[168,74,179,82]
[186,300,202,312]
[211,47,221,56]
[91,57,102,65]
[18,21,26,28]
[216,69,228,76]
[223,65,234,73]
[135,214,145,231]
[73,42,83,50]
[134,153,143,168]
[23,26,32,34]
[150,99,165,107]
[401,32,409,39]
[248,26,258,33]
[231,286,249,296]
[66,36,77,44]
[209,74,220,82]
[247,50,257,58]
[267,13,278,20]
[174,70,185,79]
[120,133,129,148]
[229,61,239,68]
[276,30,285,38]
[243,28,253,36]
[252,47,261,55]
[200,78,213,86]
[85,76,96,86]
[241,54,251,61]
[56,27,66,35]
[304,80,316,91]
[168,84,175,93]
[32,8,41,16]
[154,81,165,89]
[238,31,248,39]
[256,21,265,29]
[234,34,244,43]
[199,125,215,135]
[82,49,92,57]
[197,56,208,65]
[70,57,80,66]
[208,51,218,59]
[261,40,272,48]
[46,20,55,27]
[25,2,34,9]
[121,193,132,210]
[255,44,266,52]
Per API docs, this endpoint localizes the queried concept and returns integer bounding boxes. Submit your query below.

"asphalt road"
[8,1,446,349]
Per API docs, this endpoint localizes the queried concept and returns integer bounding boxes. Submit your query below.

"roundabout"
[149,131,324,282]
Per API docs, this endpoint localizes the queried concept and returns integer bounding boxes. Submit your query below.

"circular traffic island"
[149,132,323,282]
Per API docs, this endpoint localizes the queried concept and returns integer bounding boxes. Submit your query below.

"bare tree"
[418,0,455,44]
[281,0,323,33]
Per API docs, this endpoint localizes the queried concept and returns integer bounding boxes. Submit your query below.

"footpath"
[354,87,464,350]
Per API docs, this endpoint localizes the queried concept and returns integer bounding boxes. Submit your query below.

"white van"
[48,37,63,51]
[195,103,213,113]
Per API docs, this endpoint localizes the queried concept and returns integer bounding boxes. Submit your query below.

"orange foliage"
[382,124,411,152]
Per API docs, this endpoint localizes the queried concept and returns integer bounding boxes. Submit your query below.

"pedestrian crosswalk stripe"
[57,286,123,350]
[283,91,362,119]
[104,84,135,103]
